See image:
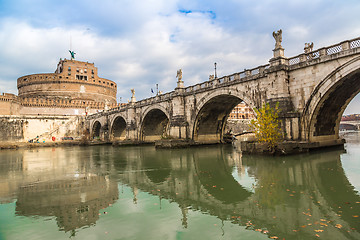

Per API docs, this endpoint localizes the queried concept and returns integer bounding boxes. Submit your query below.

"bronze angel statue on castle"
[69,50,76,60]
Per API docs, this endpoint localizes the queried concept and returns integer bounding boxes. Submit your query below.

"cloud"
[1,0,360,112]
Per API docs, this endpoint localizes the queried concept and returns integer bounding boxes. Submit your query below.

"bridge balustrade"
[288,36,360,66]
[350,39,360,48]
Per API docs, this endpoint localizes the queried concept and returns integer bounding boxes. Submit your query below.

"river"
[0,133,359,240]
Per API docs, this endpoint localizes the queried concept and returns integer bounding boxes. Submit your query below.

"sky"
[0,0,360,114]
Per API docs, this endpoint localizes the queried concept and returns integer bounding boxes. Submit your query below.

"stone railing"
[288,37,360,66]
[87,63,273,119]
[184,64,269,94]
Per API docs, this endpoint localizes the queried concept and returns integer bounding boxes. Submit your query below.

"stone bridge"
[340,121,360,131]
[88,35,360,146]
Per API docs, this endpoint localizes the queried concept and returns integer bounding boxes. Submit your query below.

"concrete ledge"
[155,139,195,148]
[239,139,345,155]
[112,140,148,146]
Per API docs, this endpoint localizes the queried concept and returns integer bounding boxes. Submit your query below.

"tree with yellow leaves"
[250,103,282,151]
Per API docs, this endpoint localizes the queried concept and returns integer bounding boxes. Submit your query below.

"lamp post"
[214,62,217,79]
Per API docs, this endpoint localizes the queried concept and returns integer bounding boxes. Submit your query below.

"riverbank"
[0,137,347,155]
[0,140,83,149]
[0,139,157,150]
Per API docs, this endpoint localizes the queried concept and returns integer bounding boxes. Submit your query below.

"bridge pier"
[168,116,189,139]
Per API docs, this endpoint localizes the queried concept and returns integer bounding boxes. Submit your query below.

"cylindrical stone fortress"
[17,59,117,104]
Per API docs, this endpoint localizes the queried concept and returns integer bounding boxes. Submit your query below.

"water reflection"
[115,146,360,240]
[0,147,118,233]
[0,145,359,239]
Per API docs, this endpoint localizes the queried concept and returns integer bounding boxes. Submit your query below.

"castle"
[1,58,119,116]
[0,57,120,142]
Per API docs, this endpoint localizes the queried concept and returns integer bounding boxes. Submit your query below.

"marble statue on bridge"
[130,88,136,103]
[304,42,314,53]
[272,29,283,49]
[176,69,184,88]
[304,42,314,59]
[176,69,182,81]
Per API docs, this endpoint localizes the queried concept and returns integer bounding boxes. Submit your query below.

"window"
[68,66,71,71]
[76,75,88,80]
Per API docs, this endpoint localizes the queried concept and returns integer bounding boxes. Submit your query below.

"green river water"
[0,132,359,240]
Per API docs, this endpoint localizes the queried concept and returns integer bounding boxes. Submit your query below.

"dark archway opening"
[141,109,169,142]
[111,117,126,140]
[313,70,360,137]
[193,95,243,143]
[92,121,101,139]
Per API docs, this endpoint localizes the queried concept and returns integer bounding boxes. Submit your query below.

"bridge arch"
[140,106,170,142]
[92,121,101,139]
[192,89,256,143]
[110,115,127,140]
[303,56,360,141]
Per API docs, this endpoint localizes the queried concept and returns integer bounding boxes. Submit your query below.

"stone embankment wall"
[0,115,86,142]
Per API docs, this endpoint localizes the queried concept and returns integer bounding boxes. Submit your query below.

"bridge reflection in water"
[0,145,359,239]
[113,146,360,240]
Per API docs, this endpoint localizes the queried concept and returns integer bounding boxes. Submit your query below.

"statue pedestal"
[177,80,184,88]
[269,48,288,67]
[269,56,288,67]
[273,48,285,58]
